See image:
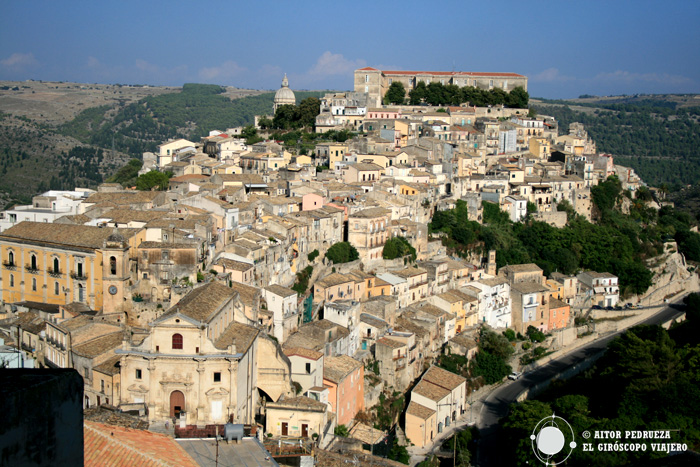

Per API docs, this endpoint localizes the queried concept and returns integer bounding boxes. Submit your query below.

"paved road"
[475,303,685,467]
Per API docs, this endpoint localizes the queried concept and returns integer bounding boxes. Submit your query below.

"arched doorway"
[170,390,185,418]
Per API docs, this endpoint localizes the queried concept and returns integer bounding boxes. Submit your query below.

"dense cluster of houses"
[0,68,629,451]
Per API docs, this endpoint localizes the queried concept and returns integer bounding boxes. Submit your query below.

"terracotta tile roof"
[264,284,297,298]
[84,420,198,467]
[350,207,391,219]
[229,281,260,307]
[214,257,254,271]
[316,272,355,288]
[406,401,436,420]
[412,379,451,402]
[0,222,138,251]
[164,282,236,322]
[213,322,259,353]
[83,405,148,430]
[500,263,543,274]
[0,311,46,335]
[71,332,123,359]
[84,191,163,206]
[100,208,170,224]
[376,337,406,350]
[422,365,466,391]
[93,354,122,376]
[324,355,362,384]
[284,346,323,360]
[379,69,525,78]
[267,395,327,412]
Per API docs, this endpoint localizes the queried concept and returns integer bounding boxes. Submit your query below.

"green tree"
[325,242,359,264]
[382,236,417,261]
[384,82,406,105]
[135,170,171,191]
[298,97,321,128]
[506,86,529,108]
[334,424,349,437]
[241,125,262,145]
[257,117,273,129]
[106,158,143,186]
[501,400,553,465]
[409,81,427,105]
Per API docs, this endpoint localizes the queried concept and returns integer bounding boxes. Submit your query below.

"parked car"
[508,371,523,381]
[592,305,602,310]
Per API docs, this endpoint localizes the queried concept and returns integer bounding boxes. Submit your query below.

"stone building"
[117,282,271,426]
[355,67,528,107]
[0,222,144,316]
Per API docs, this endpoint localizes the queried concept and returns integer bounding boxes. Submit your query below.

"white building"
[577,271,619,308]
[0,189,94,232]
[464,277,512,328]
[262,285,299,343]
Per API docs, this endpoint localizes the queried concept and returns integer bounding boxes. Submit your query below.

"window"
[163,233,169,241]
[135,369,142,379]
[32,278,37,292]
[8,251,14,266]
[213,372,221,383]
[31,254,37,270]
[172,333,183,349]
[110,256,117,275]
[77,262,83,277]
[9,274,14,287]
[162,251,169,261]
[305,363,311,374]
[54,282,59,295]
[101,380,105,393]
[365,74,369,83]
[53,258,59,274]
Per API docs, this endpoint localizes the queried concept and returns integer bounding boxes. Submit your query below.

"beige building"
[0,222,144,316]
[348,208,392,263]
[405,366,467,449]
[355,67,528,108]
[117,282,288,426]
[265,396,329,441]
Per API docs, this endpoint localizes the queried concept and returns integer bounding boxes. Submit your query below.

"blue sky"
[1,1,699,98]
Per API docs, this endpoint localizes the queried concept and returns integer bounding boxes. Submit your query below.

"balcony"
[48,270,63,278]
[25,265,40,275]
[2,261,16,271]
[70,272,88,281]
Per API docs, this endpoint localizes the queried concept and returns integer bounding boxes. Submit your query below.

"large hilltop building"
[354,67,528,107]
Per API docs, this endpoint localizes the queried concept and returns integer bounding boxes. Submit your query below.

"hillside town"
[0,68,692,465]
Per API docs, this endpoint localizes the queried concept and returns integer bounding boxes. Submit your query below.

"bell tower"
[486,249,497,276]
[102,229,131,320]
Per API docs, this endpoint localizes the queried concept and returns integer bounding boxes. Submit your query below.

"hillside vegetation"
[532,96,700,188]
[58,84,326,156]
[430,176,700,296]
[0,82,328,207]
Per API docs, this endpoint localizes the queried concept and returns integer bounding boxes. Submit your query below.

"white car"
[508,371,523,381]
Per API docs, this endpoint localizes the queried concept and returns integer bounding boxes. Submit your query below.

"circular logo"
[530,413,576,465]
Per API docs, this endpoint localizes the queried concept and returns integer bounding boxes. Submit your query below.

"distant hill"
[0,81,329,208]
[532,94,700,188]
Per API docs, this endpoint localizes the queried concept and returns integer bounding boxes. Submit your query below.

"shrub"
[308,249,319,262]
[325,242,359,264]
[382,236,417,261]
[503,329,516,342]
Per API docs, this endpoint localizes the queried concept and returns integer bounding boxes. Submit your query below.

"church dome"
[273,74,295,112]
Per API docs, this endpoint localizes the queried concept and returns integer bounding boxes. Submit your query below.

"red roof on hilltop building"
[357,67,524,78]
